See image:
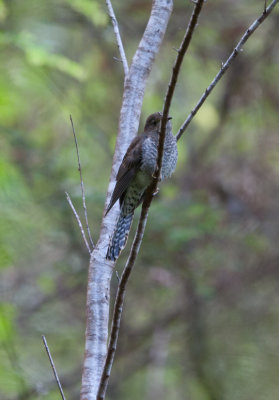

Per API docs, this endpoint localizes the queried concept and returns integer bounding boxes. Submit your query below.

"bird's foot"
[152,170,162,181]
[153,188,160,197]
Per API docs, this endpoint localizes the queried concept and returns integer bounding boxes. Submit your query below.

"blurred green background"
[1,0,279,399]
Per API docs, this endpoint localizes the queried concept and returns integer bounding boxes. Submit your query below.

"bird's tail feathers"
[106,212,134,261]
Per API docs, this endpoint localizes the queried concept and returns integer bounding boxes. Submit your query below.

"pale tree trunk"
[80,1,173,399]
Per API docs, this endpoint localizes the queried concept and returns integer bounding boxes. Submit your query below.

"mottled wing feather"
[105,135,143,215]
[116,136,143,180]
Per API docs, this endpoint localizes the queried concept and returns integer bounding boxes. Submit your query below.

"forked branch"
[96,1,205,398]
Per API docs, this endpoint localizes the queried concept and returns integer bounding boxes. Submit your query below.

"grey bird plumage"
[106,112,178,261]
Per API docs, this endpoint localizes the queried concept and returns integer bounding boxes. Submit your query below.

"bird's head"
[144,112,172,133]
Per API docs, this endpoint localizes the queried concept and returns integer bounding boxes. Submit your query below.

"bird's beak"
[167,117,172,120]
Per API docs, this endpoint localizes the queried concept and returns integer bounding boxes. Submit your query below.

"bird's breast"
[141,137,158,175]
[140,134,178,180]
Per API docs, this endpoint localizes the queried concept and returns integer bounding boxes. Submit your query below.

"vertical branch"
[42,336,67,400]
[70,115,94,251]
[106,0,129,78]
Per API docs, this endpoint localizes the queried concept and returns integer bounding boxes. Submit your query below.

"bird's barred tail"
[106,212,134,261]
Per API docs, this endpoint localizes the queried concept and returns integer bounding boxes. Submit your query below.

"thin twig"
[157,0,205,181]
[176,0,279,141]
[69,115,94,250]
[106,0,129,78]
[97,195,151,400]
[65,191,91,254]
[42,335,67,400]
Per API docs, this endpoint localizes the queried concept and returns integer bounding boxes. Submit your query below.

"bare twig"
[69,115,94,250]
[176,0,279,141]
[106,0,129,78]
[158,0,205,181]
[97,196,151,400]
[65,191,91,254]
[42,335,67,400]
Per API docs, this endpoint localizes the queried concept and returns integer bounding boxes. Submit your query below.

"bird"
[106,111,178,261]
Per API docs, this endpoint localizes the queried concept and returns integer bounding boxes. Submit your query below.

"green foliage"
[0,304,26,397]
[64,0,108,26]
[0,303,15,343]
[0,31,87,80]
[0,156,48,268]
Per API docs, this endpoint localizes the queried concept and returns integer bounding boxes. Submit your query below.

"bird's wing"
[105,135,143,215]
